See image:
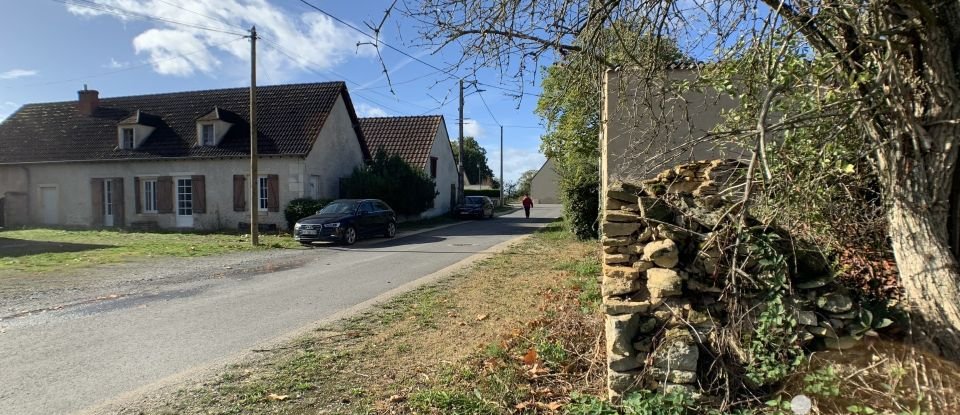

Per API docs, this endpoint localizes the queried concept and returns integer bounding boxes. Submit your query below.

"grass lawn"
[0,228,300,274]
[121,221,606,415]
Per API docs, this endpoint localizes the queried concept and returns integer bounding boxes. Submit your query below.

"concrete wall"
[302,95,367,200]
[0,94,365,231]
[601,69,740,196]
[422,125,459,218]
[529,158,560,204]
[0,165,29,227]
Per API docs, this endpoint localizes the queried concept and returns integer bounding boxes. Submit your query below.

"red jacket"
[522,196,533,208]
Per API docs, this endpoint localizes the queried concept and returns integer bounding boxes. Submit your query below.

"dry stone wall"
[601,160,867,400]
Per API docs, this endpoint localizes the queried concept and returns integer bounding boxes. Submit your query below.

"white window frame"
[122,128,135,149]
[142,179,158,213]
[176,178,193,216]
[201,123,215,146]
[258,175,269,212]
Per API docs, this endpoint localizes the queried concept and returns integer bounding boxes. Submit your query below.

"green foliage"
[514,169,538,198]
[340,147,437,215]
[743,232,804,386]
[565,393,618,415]
[803,365,841,398]
[283,198,331,230]
[558,161,599,239]
[451,136,496,186]
[621,390,696,415]
[408,389,499,415]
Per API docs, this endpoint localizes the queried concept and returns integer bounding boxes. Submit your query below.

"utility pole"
[457,78,465,205]
[500,125,504,206]
[249,26,259,246]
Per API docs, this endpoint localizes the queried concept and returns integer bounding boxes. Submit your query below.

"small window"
[430,157,438,178]
[359,201,374,214]
[201,124,215,146]
[375,201,390,211]
[122,128,135,149]
[258,176,269,211]
[143,179,158,213]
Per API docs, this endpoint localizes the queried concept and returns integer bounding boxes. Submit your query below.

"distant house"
[529,158,560,204]
[358,115,458,218]
[0,82,369,230]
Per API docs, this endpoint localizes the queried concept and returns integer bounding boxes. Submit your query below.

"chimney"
[78,84,99,116]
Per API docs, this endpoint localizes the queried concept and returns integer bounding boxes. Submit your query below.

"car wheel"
[342,226,357,245]
[384,221,396,238]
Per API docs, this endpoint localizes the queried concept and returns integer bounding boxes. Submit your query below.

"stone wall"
[601,160,865,399]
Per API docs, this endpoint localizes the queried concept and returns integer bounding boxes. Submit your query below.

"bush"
[341,148,437,216]
[284,198,331,230]
[559,163,599,240]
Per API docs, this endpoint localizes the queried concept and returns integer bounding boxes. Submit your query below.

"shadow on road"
[306,216,557,254]
[0,237,114,258]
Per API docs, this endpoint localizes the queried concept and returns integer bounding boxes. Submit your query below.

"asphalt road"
[0,205,561,415]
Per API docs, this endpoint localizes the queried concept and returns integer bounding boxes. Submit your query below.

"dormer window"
[195,107,238,147]
[117,109,158,150]
[122,128,135,149]
[201,124,215,146]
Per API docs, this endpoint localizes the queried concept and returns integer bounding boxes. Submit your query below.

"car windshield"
[319,201,358,214]
[465,197,484,205]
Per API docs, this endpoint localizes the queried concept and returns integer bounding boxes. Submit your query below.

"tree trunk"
[888,196,960,360]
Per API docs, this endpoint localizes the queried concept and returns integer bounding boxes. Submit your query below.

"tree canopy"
[408,0,960,362]
[451,136,496,187]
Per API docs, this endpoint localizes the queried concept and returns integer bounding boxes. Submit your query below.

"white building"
[0,82,369,231]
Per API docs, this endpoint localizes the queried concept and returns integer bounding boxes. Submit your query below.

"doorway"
[176,177,193,228]
[39,186,58,225]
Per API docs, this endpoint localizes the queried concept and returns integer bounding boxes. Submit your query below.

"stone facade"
[601,160,868,400]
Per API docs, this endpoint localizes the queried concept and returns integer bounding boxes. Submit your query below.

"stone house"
[358,115,459,218]
[0,82,369,231]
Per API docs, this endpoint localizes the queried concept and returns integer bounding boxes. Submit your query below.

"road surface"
[0,205,561,415]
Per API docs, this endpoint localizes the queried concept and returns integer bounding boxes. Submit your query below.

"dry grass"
[125,222,606,415]
[779,338,960,414]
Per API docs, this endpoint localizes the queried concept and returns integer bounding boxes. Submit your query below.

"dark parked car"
[294,199,396,246]
[455,196,495,219]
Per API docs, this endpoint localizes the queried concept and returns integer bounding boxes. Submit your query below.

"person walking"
[521,195,534,218]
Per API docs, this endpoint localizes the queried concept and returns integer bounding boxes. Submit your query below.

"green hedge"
[341,148,438,215]
[284,198,332,230]
[465,189,501,198]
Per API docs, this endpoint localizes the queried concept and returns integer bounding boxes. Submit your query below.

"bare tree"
[406,0,960,360]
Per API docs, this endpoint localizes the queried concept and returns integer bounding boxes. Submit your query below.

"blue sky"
[0,0,548,183]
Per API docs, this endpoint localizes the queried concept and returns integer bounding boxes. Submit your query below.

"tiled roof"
[0,81,367,164]
[358,115,444,168]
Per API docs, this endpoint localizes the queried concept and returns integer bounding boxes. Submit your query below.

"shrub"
[284,198,331,229]
[341,147,437,215]
[559,162,599,240]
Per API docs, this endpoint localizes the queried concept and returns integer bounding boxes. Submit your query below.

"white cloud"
[356,103,389,117]
[65,0,373,80]
[463,119,484,139]
[0,69,38,80]
[103,58,131,69]
[487,147,545,184]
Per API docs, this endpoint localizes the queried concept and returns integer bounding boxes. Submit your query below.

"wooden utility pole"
[249,26,259,246]
[457,78,465,205]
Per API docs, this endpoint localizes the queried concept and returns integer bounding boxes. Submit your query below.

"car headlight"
[323,222,341,228]
[294,223,302,229]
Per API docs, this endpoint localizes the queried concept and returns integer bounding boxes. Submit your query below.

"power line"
[257,38,410,115]
[476,90,501,126]
[53,0,248,36]
[152,0,248,33]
